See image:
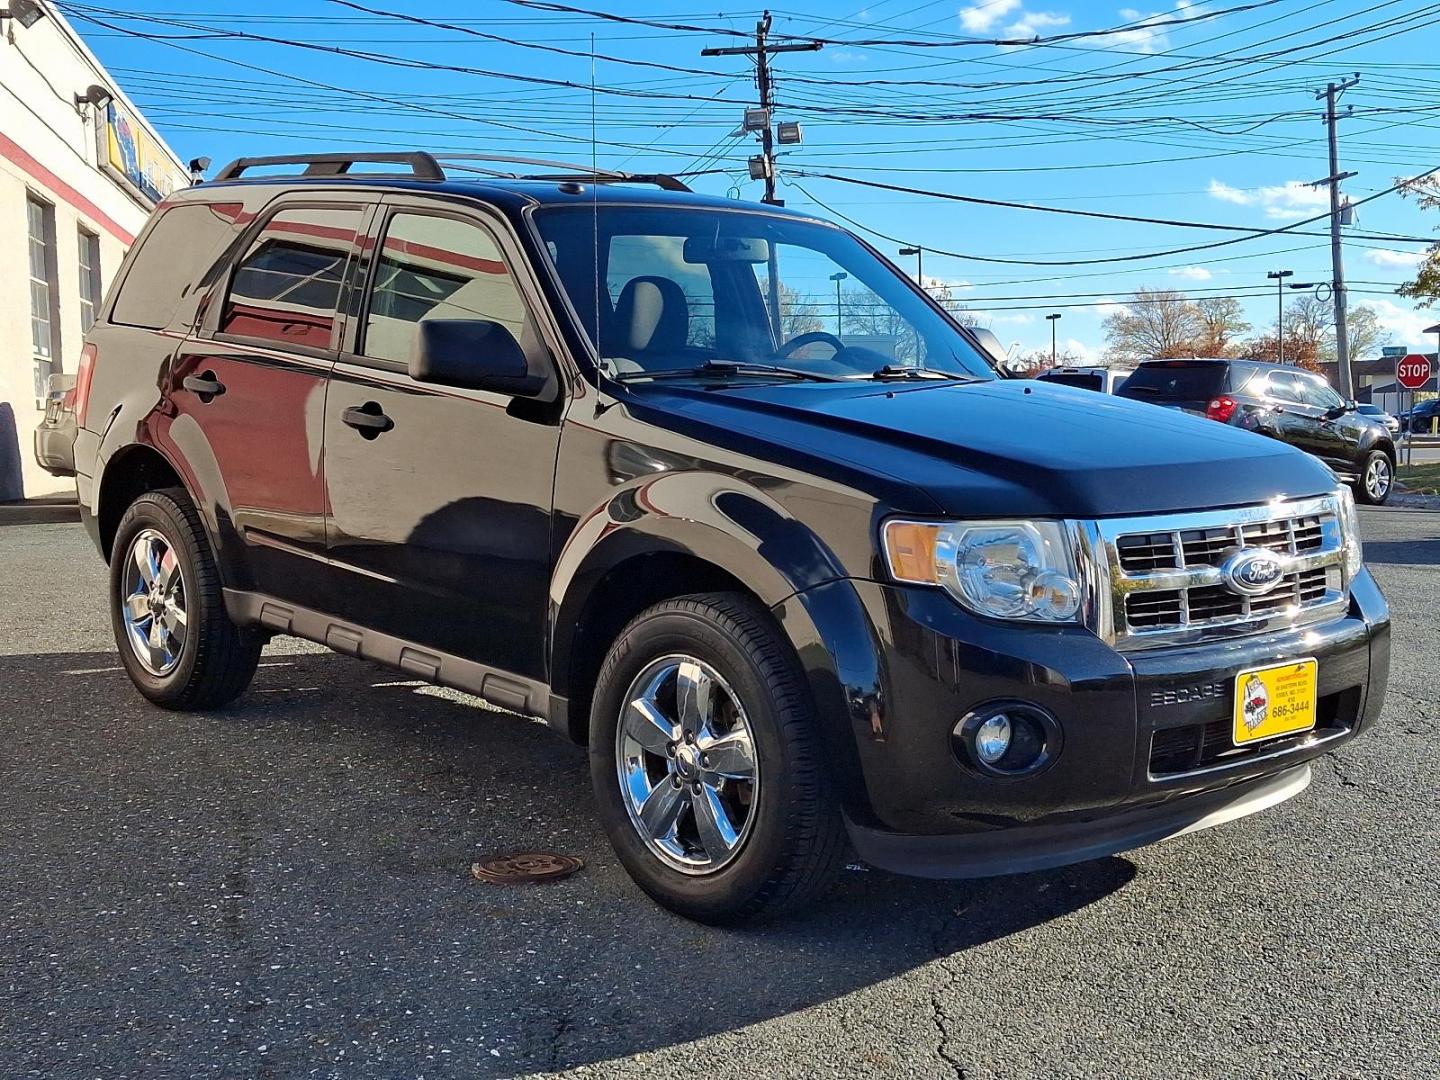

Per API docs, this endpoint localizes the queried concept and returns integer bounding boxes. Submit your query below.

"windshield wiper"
[612,360,843,384]
[868,365,982,382]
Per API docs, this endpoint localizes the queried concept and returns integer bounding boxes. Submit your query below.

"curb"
[0,497,81,526]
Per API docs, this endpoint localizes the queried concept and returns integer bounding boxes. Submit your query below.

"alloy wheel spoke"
[625,697,677,756]
[675,661,713,733]
[691,784,739,860]
[698,730,756,781]
[125,593,150,623]
[637,779,687,840]
[166,605,188,651]
[157,547,180,590]
[133,538,157,587]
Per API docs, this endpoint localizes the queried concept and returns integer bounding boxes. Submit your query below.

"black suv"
[70,153,1390,923]
[1402,399,1440,435]
[1117,359,1397,504]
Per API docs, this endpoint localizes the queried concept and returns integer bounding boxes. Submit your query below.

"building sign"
[98,102,183,207]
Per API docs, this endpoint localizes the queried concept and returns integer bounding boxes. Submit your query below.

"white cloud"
[1062,337,1100,363]
[1364,298,1435,348]
[1091,297,1129,316]
[985,312,1036,326]
[1100,5,1181,52]
[959,0,1023,33]
[1364,248,1425,269]
[1006,10,1070,36]
[1168,266,1212,281]
[1207,178,1329,220]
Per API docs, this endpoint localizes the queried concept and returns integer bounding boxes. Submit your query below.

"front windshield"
[532,205,994,381]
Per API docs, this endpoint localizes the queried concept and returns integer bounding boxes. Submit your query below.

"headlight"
[883,519,1083,622]
[1336,486,1363,581]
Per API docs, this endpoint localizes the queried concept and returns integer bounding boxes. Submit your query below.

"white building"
[1,0,188,498]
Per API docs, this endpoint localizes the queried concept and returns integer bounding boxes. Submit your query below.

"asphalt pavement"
[1,511,1436,1079]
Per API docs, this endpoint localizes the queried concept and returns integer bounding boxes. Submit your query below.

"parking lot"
[1,509,1435,1080]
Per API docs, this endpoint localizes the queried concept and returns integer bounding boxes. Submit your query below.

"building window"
[27,196,59,361]
[78,228,101,332]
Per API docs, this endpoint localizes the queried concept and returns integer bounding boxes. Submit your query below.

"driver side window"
[1265,371,1304,404]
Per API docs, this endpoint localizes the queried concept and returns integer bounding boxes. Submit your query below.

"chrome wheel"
[120,528,188,676]
[615,655,759,875]
[1365,454,1391,501]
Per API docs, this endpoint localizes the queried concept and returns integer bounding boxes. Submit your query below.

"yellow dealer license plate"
[1233,659,1317,745]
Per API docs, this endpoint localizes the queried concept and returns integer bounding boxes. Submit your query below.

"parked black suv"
[1116,359,1397,504]
[71,153,1390,923]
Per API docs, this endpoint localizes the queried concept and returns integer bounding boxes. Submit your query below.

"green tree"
[1397,176,1440,302]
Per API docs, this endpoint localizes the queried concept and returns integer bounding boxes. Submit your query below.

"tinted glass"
[1118,363,1226,400]
[220,206,362,350]
[534,205,992,380]
[363,212,530,365]
[1356,404,1384,416]
[1037,371,1104,392]
[112,203,240,330]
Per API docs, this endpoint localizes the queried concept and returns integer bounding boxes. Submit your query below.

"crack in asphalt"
[1324,752,1362,790]
[928,908,969,1080]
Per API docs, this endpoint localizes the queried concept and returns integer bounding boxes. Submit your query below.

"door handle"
[341,403,394,437]
[182,372,225,399]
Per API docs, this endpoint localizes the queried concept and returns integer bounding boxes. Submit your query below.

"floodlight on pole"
[776,121,803,145]
[0,0,46,28]
[1267,270,1294,364]
[899,245,923,289]
[830,271,848,335]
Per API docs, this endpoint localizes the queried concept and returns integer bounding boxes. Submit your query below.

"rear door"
[321,196,563,681]
[1262,370,1328,460]
[177,193,373,608]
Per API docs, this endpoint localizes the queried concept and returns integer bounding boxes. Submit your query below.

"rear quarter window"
[1118,363,1227,400]
[110,202,243,331]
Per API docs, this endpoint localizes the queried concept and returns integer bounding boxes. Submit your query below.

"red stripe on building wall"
[0,131,136,245]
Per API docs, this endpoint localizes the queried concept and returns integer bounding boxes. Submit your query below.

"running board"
[223,589,551,721]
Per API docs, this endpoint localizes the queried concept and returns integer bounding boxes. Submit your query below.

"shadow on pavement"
[0,649,1134,1078]
[1358,536,1440,565]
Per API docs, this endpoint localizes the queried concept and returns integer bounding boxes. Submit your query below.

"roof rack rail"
[212,152,444,182]
[209,149,691,192]
[434,153,691,192]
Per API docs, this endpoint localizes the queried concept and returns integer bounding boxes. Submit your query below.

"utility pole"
[703,13,820,338]
[1267,270,1293,364]
[1314,75,1360,396]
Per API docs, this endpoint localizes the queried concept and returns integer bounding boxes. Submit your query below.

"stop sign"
[1396,353,1433,390]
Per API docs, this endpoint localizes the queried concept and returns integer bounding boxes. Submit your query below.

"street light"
[830,271,848,336]
[1267,270,1294,364]
[899,245,923,290]
[1046,312,1062,366]
[0,0,46,29]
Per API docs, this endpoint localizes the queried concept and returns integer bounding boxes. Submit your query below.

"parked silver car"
[33,373,78,478]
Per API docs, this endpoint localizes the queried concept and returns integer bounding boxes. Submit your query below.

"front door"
[322,200,563,681]
[175,196,370,609]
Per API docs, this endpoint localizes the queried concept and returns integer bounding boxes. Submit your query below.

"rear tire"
[589,592,847,924]
[1354,449,1393,505]
[110,487,262,709]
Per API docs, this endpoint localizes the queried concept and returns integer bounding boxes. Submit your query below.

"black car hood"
[643,378,1338,518]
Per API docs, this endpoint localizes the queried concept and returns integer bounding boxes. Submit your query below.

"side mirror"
[1323,403,1350,421]
[410,319,549,398]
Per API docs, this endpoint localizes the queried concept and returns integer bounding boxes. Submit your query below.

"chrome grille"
[1096,495,1350,650]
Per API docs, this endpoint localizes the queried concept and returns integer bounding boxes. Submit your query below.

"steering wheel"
[775,331,846,359]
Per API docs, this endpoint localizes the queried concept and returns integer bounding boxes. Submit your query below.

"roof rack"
[213,152,444,182]
[210,150,690,191]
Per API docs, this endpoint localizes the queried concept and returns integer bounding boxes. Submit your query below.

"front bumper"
[785,567,1389,873]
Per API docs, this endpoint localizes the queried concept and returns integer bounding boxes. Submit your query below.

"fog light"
[974,713,1012,764]
[952,701,1061,777]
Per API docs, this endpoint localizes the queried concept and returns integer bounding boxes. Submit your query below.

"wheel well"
[97,446,184,560]
[559,551,759,743]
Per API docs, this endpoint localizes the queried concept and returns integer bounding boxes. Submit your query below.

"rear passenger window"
[219,206,362,351]
[363,212,529,366]
[110,203,240,330]
[1265,371,1304,403]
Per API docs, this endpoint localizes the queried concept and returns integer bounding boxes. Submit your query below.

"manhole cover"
[471,852,583,884]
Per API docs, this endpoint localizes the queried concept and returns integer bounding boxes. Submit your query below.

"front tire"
[110,488,262,709]
[1355,449,1393,505]
[589,593,846,924]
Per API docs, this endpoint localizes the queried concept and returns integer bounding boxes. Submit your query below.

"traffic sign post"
[1396,353,1434,468]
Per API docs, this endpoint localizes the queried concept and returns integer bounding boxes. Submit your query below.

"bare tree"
[1192,296,1251,357]
[1102,288,1205,361]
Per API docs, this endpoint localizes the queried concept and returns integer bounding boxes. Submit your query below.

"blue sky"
[65,0,1440,360]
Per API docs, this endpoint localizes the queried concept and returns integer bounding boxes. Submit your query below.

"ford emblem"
[1222,548,1287,597]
